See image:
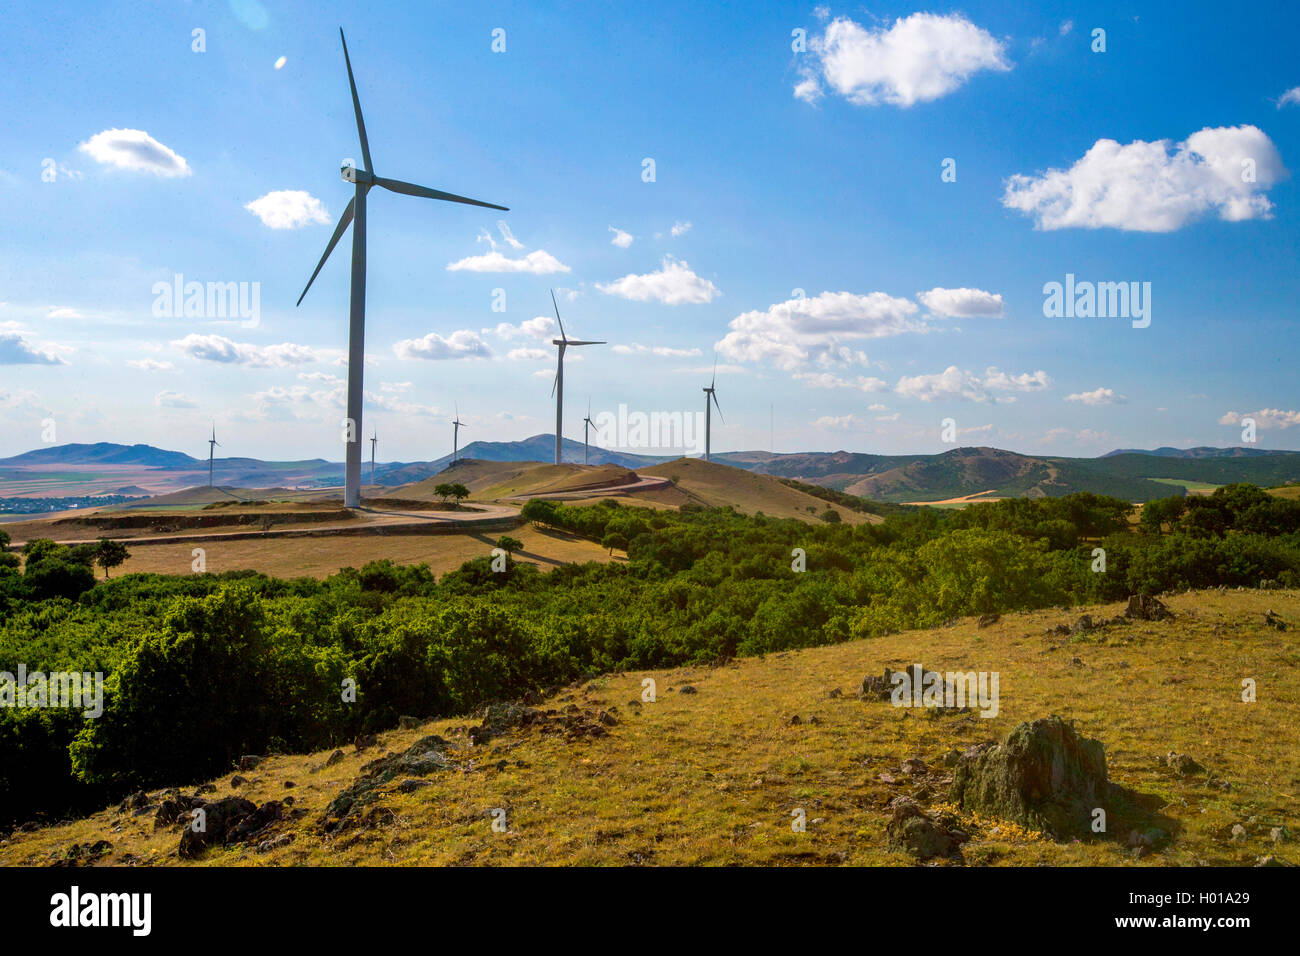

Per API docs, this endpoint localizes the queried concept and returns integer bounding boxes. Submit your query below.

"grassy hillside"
[4,588,1294,867]
[651,458,877,523]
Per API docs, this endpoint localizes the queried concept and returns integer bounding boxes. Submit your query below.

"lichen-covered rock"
[885,799,959,860]
[1125,594,1173,621]
[949,716,1112,840]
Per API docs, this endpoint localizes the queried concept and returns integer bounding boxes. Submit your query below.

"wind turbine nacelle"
[341,164,372,184]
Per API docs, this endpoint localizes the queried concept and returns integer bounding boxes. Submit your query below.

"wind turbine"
[369,429,377,486]
[452,404,466,462]
[207,424,220,487]
[582,398,595,466]
[548,289,604,465]
[703,358,723,462]
[296,28,508,508]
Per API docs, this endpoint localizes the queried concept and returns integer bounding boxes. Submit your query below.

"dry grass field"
[5,588,1294,867]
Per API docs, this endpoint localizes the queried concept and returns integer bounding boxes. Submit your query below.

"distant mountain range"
[3,439,1298,503]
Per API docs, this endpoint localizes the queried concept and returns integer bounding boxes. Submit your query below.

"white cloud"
[392,329,490,361]
[46,307,85,319]
[793,371,889,392]
[895,366,1051,403]
[155,390,197,408]
[717,290,921,370]
[1003,125,1287,231]
[609,226,634,248]
[916,287,1004,317]
[171,333,336,367]
[597,257,718,305]
[671,220,692,238]
[488,316,556,340]
[796,13,1010,107]
[612,343,703,358]
[127,358,175,371]
[1219,409,1300,429]
[1278,87,1300,109]
[507,347,549,361]
[1059,20,1075,36]
[244,190,332,229]
[0,332,66,365]
[814,414,868,431]
[448,223,569,273]
[1066,386,1126,406]
[78,128,191,177]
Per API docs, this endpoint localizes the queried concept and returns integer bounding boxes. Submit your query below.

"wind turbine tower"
[703,359,723,462]
[582,399,595,466]
[548,289,604,465]
[369,429,377,486]
[207,424,220,487]
[452,405,466,462]
[296,29,508,508]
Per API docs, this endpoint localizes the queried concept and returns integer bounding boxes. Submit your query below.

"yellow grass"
[111,525,618,579]
[5,588,1294,867]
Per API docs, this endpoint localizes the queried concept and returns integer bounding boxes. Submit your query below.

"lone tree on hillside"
[433,482,470,508]
[94,538,130,579]
[601,530,628,556]
[495,535,524,557]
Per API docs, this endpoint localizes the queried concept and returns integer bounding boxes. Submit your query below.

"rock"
[155,795,206,830]
[1271,826,1287,843]
[886,799,959,860]
[1264,610,1287,631]
[1071,615,1095,634]
[976,613,1000,629]
[256,833,294,854]
[788,715,802,726]
[1162,752,1205,777]
[1231,824,1247,841]
[283,781,296,789]
[353,734,379,752]
[325,749,346,767]
[178,796,256,858]
[238,755,262,772]
[900,757,928,776]
[827,688,842,699]
[195,784,217,795]
[398,715,421,730]
[949,716,1112,840]
[596,710,618,726]
[1255,855,1288,867]
[679,685,698,695]
[230,775,247,788]
[320,735,453,833]
[1125,594,1173,621]
[808,715,822,725]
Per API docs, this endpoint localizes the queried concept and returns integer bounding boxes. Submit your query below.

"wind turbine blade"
[373,177,508,211]
[339,29,372,172]
[712,390,724,424]
[550,289,567,341]
[711,354,717,389]
[296,196,355,306]
[550,370,559,398]
[566,339,605,346]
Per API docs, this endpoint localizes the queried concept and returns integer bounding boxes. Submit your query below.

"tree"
[0,529,9,552]
[496,535,523,556]
[447,483,470,507]
[820,508,841,524]
[93,538,130,579]
[601,531,629,556]
[433,482,471,507]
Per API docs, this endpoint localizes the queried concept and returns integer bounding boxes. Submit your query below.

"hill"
[4,588,1293,867]
[0,442,199,468]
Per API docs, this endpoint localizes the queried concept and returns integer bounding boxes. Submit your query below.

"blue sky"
[2,0,1298,462]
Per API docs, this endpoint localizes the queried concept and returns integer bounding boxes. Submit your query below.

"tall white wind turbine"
[548,289,604,465]
[703,358,723,462]
[296,28,508,508]
[452,404,466,462]
[207,424,220,487]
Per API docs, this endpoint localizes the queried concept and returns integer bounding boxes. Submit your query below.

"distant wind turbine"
[548,289,604,465]
[369,429,377,486]
[296,28,508,508]
[703,358,723,462]
[452,404,466,462]
[582,398,595,466]
[207,423,220,487]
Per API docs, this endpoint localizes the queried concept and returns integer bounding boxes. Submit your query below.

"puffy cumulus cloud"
[895,365,1051,403]
[244,190,332,229]
[1219,409,1300,429]
[717,291,921,371]
[448,222,569,274]
[796,13,1010,107]
[507,347,549,361]
[793,371,889,392]
[1003,125,1286,232]
[487,316,556,341]
[171,333,336,367]
[596,257,718,305]
[609,227,634,248]
[392,329,490,361]
[916,287,1004,317]
[1066,386,1126,406]
[155,390,197,408]
[78,128,191,177]
[612,343,703,358]
[127,358,175,371]
[0,331,67,365]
